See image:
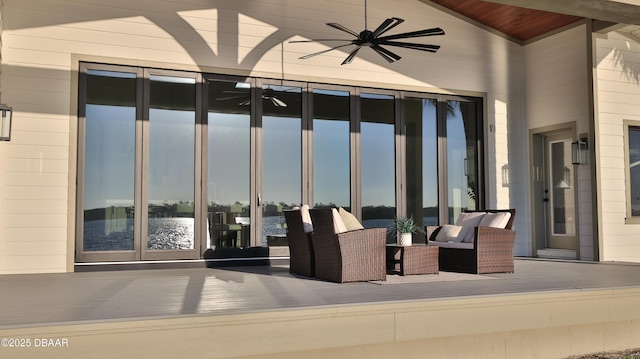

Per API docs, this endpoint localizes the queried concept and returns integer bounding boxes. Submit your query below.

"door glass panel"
[630,127,640,216]
[361,93,395,228]
[313,89,350,209]
[447,100,479,223]
[262,85,302,245]
[550,140,575,235]
[405,97,438,240]
[207,80,251,248]
[148,75,196,250]
[83,70,137,251]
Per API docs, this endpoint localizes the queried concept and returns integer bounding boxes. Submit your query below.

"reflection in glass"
[405,98,438,240]
[147,75,196,250]
[447,100,479,223]
[361,93,396,228]
[313,89,350,209]
[262,85,302,245]
[630,127,640,216]
[550,140,575,235]
[208,80,251,248]
[83,70,136,251]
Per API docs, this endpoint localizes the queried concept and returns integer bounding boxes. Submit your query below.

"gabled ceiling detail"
[428,0,583,42]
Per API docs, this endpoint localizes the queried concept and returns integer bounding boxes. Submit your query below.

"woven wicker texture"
[284,210,315,277]
[426,209,516,274]
[309,208,386,283]
[387,245,439,276]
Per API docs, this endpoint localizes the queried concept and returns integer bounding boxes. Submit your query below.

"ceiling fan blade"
[270,97,288,108]
[380,40,440,52]
[327,23,360,37]
[372,45,401,63]
[299,43,354,60]
[216,95,247,101]
[372,17,404,38]
[377,27,445,41]
[289,39,352,43]
[341,46,362,65]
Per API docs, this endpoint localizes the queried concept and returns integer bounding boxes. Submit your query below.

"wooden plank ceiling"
[430,0,583,42]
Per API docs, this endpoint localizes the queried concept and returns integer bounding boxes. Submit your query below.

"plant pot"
[398,232,412,246]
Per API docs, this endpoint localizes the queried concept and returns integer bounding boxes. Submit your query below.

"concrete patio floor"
[1,258,640,358]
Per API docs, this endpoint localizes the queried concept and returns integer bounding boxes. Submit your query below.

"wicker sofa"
[426,209,516,274]
[309,208,386,283]
[283,209,315,277]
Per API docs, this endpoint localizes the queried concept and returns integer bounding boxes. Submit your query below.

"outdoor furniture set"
[426,209,517,274]
[284,206,516,283]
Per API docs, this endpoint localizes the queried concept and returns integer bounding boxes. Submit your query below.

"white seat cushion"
[300,204,314,233]
[454,212,485,243]
[428,240,474,249]
[339,207,364,231]
[435,224,465,242]
[331,208,348,234]
[478,212,511,229]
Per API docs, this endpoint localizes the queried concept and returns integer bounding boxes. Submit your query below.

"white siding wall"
[595,31,640,262]
[0,0,525,273]
[523,25,594,260]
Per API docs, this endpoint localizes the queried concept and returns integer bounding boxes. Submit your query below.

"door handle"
[257,192,262,207]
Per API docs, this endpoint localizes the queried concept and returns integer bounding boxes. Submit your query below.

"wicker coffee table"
[386,244,439,276]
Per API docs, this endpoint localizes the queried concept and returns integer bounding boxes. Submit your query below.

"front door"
[532,129,578,258]
[545,133,577,250]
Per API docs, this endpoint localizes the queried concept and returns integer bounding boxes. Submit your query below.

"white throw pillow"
[435,224,463,242]
[332,208,348,234]
[339,207,364,231]
[479,212,511,229]
[461,227,476,243]
[300,204,313,233]
[454,212,485,243]
[455,226,471,243]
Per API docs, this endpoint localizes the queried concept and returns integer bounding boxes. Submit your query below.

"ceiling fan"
[289,0,444,65]
[216,85,292,108]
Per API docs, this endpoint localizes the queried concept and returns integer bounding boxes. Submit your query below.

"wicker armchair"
[309,208,386,283]
[283,210,315,277]
[426,209,516,274]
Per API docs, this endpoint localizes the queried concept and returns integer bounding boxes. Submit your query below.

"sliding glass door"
[405,97,438,241]
[260,83,303,245]
[312,88,351,210]
[206,78,252,249]
[446,99,481,223]
[78,66,202,261]
[80,67,140,260]
[77,63,484,262]
[143,72,201,259]
[360,93,396,229]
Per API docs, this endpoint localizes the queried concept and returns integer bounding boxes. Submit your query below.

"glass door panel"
[547,137,577,249]
[313,89,351,209]
[405,97,438,241]
[207,80,251,249]
[261,85,302,245]
[82,70,137,253]
[361,93,396,228]
[446,100,479,223]
[146,75,197,252]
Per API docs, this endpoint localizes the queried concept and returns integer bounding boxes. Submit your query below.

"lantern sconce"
[571,136,588,165]
[0,104,13,141]
[501,164,509,187]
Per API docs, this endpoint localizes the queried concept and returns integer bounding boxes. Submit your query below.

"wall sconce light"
[0,104,13,141]
[571,137,588,165]
[501,164,509,187]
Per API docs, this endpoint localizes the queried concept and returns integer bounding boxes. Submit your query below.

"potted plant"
[387,216,426,246]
